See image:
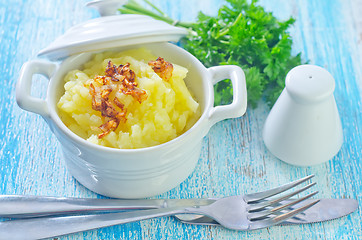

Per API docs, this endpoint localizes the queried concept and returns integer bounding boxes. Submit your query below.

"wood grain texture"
[0,0,361,239]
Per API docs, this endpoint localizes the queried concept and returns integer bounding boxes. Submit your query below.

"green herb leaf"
[119,0,304,107]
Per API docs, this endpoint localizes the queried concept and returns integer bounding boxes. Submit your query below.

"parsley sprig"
[119,0,303,107]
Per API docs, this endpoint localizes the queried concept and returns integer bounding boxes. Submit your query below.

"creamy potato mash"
[57,48,200,149]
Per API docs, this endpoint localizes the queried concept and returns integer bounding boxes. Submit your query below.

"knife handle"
[0,207,185,240]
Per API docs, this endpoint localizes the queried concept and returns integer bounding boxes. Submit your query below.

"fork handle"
[0,195,213,218]
[0,207,187,240]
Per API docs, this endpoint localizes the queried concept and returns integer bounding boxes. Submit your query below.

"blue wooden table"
[1,0,361,239]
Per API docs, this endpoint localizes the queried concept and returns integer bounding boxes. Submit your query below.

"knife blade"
[174,199,358,225]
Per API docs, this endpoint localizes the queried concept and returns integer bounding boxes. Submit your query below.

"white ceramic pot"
[16,42,247,198]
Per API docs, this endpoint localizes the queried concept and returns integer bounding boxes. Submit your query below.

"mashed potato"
[57,48,200,149]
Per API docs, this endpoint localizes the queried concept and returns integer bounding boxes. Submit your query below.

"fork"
[0,175,318,240]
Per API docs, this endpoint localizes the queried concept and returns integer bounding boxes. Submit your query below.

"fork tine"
[248,182,316,211]
[248,199,320,230]
[244,175,314,203]
[248,191,318,220]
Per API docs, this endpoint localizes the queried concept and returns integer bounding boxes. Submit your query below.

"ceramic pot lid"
[38,14,188,61]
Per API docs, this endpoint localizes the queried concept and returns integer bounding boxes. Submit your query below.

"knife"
[174,198,359,225]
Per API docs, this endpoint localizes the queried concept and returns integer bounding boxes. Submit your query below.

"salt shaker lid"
[286,64,335,104]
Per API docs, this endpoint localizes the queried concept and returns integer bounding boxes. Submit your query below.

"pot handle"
[16,60,57,118]
[207,65,247,126]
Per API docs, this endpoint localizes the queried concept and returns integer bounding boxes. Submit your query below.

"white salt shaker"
[263,65,343,166]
